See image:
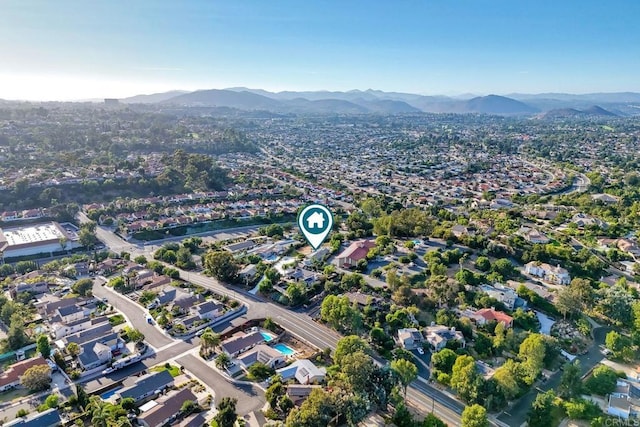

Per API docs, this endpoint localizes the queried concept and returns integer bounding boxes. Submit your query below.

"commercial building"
[0,222,80,259]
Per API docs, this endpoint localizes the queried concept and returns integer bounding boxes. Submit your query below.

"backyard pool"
[100,387,122,400]
[260,332,275,342]
[273,343,296,356]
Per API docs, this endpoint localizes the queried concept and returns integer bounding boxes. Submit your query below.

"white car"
[417,347,425,355]
[102,367,114,375]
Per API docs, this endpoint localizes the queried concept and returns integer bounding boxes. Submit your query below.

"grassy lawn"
[151,363,181,377]
[0,387,32,402]
[108,314,125,326]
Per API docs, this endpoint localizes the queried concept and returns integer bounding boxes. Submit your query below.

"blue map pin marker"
[297,204,333,250]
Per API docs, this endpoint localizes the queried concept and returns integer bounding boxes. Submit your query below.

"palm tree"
[215,353,231,370]
[201,330,220,351]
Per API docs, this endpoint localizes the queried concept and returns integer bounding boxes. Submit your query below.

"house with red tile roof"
[335,240,376,268]
[474,308,513,328]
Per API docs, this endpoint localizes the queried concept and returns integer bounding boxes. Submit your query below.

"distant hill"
[119,87,640,116]
[583,105,618,116]
[538,105,618,119]
[122,90,190,104]
[162,89,282,110]
[463,95,538,114]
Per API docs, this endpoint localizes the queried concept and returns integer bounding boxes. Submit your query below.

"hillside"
[463,95,538,114]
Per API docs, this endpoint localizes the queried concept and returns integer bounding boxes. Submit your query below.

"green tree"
[527,390,557,427]
[285,388,334,427]
[123,326,145,343]
[605,330,634,361]
[37,334,51,358]
[248,362,275,381]
[475,256,491,272]
[214,397,238,427]
[518,333,546,385]
[7,318,28,351]
[321,295,362,334]
[390,358,418,398]
[44,394,59,409]
[492,359,521,400]
[200,330,221,353]
[72,278,94,296]
[451,355,482,403]
[215,353,231,369]
[431,348,458,374]
[585,365,618,395]
[334,336,371,365]
[67,342,80,357]
[461,404,489,427]
[20,364,51,391]
[422,413,447,427]
[558,360,582,398]
[204,251,239,282]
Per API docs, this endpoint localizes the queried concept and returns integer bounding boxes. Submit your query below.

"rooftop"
[0,222,68,248]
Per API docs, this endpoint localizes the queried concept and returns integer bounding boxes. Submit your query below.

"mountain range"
[120,88,639,116]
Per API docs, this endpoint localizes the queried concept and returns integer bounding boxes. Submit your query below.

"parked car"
[417,347,425,355]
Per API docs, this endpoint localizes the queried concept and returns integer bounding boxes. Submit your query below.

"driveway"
[177,354,265,416]
[536,311,555,335]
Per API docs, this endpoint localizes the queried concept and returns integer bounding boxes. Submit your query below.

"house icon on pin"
[306,211,325,229]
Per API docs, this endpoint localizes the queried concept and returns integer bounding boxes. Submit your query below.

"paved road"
[92,279,174,349]
[498,325,610,426]
[177,354,265,416]
[83,218,465,424]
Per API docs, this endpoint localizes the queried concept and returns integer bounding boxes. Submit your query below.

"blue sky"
[1,0,639,100]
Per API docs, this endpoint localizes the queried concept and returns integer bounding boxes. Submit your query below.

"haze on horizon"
[1,0,639,101]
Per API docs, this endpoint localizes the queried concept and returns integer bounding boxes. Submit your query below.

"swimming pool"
[260,331,274,342]
[273,343,296,356]
[100,387,122,400]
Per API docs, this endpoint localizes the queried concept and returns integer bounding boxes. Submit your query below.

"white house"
[276,359,327,385]
[397,328,424,350]
[424,324,465,351]
[524,262,571,285]
[479,284,518,310]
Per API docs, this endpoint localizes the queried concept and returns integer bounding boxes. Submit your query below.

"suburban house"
[116,370,174,405]
[479,284,518,310]
[0,356,49,392]
[397,328,424,350]
[451,225,473,238]
[52,315,111,340]
[220,331,265,357]
[286,385,322,406]
[78,337,114,370]
[63,321,114,347]
[224,240,256,254]
[303,247,330,267]
[137,388,197,427]
[524,262,571,285]
[518,227,550,244]
[606,379,640,420]
[236,344,285,370]
[276,359,327,385]
[3,408,61,427]
[10,281,50,298]
[285,268,321,287]
[335,239,376,268]
[424,324,466,351]
[190,301,224,320]
[465,308,514,328]
[343,291,383,308]
[238,264,259,282]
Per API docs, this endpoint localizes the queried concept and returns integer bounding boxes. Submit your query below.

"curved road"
[82,217,465,424]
